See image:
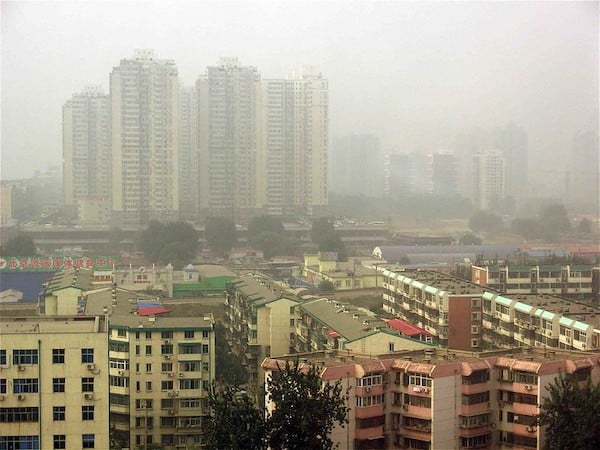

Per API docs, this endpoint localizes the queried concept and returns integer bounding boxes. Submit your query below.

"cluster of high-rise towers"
[63,50,328,228]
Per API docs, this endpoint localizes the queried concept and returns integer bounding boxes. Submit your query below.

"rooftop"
[0,315,106,334]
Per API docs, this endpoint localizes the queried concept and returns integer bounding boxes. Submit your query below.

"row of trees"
[205,361,349,450]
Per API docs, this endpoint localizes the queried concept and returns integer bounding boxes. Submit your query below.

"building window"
[82,377,94,392]
[53,435,66,449]
[82,434,95,449]
[179,379,201,390]
[408,373,432,387]
[81,349,94,363]
[161,344,173,354]
[0,350,6,365]
[471,339,479,348]
[135,399,152,409]
[117,329,127,337]
[0,379,6,394]
[161,380,173,390]
[146,381,152,391]
[471,326,479,334]
[13,349,38,365]
[13,378,38,393]
[184,331,195,339]
[202,362,209,372]
[289,319,295,326]
[145,345,152,355]
[146,363,152,373]
[52,349,65,364]
[53,378,65,393]
[161,331,173,339]
[53,406,65,421]
[0,406,39,422]
[135,332,140,340]
[161,362,173,372]
[145,332,152,339]
[82,405,94,421]
[0,436,39,449]
[202,330,209,338]
[135,345,140,355]
[202,344,209,354]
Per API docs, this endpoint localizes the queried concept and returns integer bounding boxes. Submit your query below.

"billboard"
[0,256,117,271]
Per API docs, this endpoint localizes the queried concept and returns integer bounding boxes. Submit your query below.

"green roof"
[541,311,555,321]
[515,302,533,314]
[559,316,574,327]
[496,295,512,307]
[574,321,590,332]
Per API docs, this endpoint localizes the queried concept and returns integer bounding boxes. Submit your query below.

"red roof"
[327,330,341,338]
[386,318,432,336]
[138,306,170,316]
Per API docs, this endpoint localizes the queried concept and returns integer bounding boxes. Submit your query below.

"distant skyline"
[1,1,598,184]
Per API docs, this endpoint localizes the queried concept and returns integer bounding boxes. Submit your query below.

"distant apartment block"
[330,134,383,198]
[178,86,198,221]
[0,315,109,450]
[472,264,600,300]
[426,153,457,196]
[62,85,110,223]
[473,149,506,210]
[263,347,600,450]
[110,50,180,227]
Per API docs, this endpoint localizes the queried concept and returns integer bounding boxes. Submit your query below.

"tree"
[0,233,36,256]
[205,360,350,450]
[318,280,335,292]
[214,323,247,385]
[511,217,539,240]
[311,217,344,254]
[248,215,284,242]
[537,373,600,450]
[138,221,199,268]
[267,361,350,450]
[538,203,571,240]
[469,210,504,233]
[107,227,123,254]
[205,385,267,450]
[205,217,237,257]
[577,218,592,236]
[459,232,482,246]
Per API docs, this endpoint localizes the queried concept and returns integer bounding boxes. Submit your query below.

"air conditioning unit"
[164,340,171,344]
[164,355,171,360]
[168,409,174,415]
[87,364,96,371]
[423,388,430,393]
[168,391,176,397]
[118,370,124,375]
[84,393,94,400]
[18,365,26,371]
[0,395,5,401]
[525,385,533,391]
[366,386,371,392]
[527,426,536,433]
[402,404,409,410]
[168,372,174,378]
[179,372,185,378]
[17,394,26,401]
[513,415,520,422]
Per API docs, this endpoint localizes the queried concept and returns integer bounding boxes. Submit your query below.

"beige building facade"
[0,315,109,450]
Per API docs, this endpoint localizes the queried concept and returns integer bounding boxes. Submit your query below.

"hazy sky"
[1,1,598,182]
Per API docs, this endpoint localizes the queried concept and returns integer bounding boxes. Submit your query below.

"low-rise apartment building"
[381,268,600,352]
[225,274,300,388]
[36,266,217,450]
[263,347,600,450]
[472,264,600,301]
[0,315,109,450]
[294,297,435,354]
[303,252,379,290]
[381,269,487,350]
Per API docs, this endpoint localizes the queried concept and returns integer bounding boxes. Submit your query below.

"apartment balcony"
[461,383,489,395]
[400,426,432,441]
[355,405,384,419]
[458,424,492,437]
[402,404,432,419]
[512,383,538,395]
[356,385,384,396]
[512,402,538,417]
[109,403,130,414]
[461,402,490,415]
[354,424,385,440]
[512,423,538,437]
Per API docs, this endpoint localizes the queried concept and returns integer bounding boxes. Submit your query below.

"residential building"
[381,269,486,350]
[303,252,379,290]
[224,274,300,389]
[471,264,600,301]
[62,85,110,222]
[110,49,180,227]
[0,185,14,226]
[0,315,109,450]
[473,149,506,210]
[196,57,260,221]
[178,86,198,221]
[426,153,457,196]
[384,153,427,197]
[381,268,600,352]
[491,123,528,205]
[294,297,435,354]
[567,130,600,214]
[330,134,383,198]
[263,347,600,450]
[37,266,217,450]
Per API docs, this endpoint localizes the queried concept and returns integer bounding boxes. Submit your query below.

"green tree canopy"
[318,280,335,292]
[311,217,344,254]
[205,385,267,450]
[248,215,284,242]
[267,361,350,450]
[577,218,592,236]
[205,360,349,450]
[138,221,198,268]
[468,210,504,233]
[459,232,482,245]
[537,373,600,450]
[205,216,237,257]
[538,203,571,239]
[0,233,36,256]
